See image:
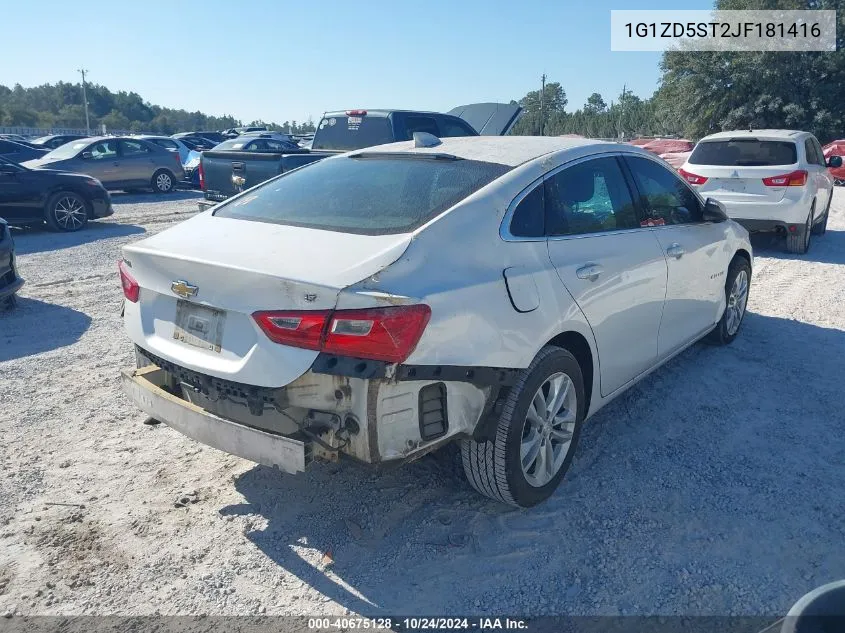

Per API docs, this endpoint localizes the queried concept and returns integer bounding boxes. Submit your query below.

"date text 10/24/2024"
[307,617,529,630]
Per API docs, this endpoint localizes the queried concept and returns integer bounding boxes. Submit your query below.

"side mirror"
[702,198,729,223]
[81,151,93,160]
[827,155,843,168]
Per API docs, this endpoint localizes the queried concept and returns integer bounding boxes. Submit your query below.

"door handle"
[576,263,603,281]
[666,243,685,259]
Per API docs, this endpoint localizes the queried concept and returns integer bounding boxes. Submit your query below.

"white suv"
[679,129,841,254]
[120,136,752,507]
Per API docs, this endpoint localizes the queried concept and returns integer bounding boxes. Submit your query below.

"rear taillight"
[678,168,708,185]
[198,161,205,190]
[253,305,431,364]
[118,260,139,303]
[762,170,807,187]
[252,310,330,350]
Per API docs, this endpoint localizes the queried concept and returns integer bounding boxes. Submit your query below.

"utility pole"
[78,69,90,135]
[539,73,547,136]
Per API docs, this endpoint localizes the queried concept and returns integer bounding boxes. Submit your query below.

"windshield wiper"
[348,151,462,161]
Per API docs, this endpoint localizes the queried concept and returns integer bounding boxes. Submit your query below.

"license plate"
[173,300,226,353]
[720,180,746,192]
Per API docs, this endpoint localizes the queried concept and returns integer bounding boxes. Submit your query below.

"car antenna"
[413,132,442,148]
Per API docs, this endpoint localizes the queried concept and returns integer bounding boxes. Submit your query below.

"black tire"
[812,196,831,236]
[44,191,89,232]
[706,256,752,346]
[460,345,585,507]
[786,205,813,254]
[151,169,175,194]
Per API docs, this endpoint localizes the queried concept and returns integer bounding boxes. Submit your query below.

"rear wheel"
[152,169,175,194]
[44,191,88,232]
[786,205,813,254]
[461,345,585,507]
[707,256,751,346]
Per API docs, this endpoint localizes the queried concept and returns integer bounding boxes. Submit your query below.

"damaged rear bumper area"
[121,346,497,470]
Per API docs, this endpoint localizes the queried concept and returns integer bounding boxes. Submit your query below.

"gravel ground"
[0,189,844,618]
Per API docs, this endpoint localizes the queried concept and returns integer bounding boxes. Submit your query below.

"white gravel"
[1,189,844,618]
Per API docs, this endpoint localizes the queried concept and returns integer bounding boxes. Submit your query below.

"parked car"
[22,136,185,194]
[177,136,217,152]
[0,155,112,232]
[30,134,89,150]
[200,103,522,203]
[0,139,49,164]
[222,126,267,138]
[0,134,28,142]
[680,130,839,254]
[135,135,193,165]
[0,216,24,308]
[660,150,692,169]
[120,136,753,507]
[173,131,226,145]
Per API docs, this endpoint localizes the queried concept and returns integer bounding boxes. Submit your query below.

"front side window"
[545,157,640,236]
[214,155,510,235]
[625,155,703,226]
[85,140,119,160]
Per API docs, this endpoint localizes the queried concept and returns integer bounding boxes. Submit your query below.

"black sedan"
[0,139,49,164]
[31,134,89,150]
[0,217,24,308]
[0,156,113,232]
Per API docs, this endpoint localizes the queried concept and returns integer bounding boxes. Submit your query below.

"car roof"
[348,135,630,167]
[700,129,810,142]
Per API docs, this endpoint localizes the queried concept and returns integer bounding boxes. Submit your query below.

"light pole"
[78,68,90,135]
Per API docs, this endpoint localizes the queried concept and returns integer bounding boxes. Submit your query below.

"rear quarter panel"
[337,157,599,373]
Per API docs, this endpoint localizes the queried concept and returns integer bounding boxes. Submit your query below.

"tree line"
[0,82,316,135]
[512,0,845,143]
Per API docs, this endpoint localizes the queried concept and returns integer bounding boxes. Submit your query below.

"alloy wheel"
[520,372,577,487]
[725,269,749,336]
[156,173,172,192]
[54,196,86,231]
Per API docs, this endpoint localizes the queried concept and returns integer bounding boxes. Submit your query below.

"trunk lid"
[122,211,413,387]
[447,102,523,136]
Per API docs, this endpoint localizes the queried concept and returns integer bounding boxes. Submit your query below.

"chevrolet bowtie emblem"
[171,280,199,299]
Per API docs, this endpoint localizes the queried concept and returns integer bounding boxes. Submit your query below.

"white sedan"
[119,135,753,507]
[679,129,840,254]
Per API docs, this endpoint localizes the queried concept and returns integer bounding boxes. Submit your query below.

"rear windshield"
[689,139,798,166]
[214,154,510,235]
[312,115,394,151]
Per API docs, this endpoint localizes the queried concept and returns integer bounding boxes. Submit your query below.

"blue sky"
[2,0,711,124]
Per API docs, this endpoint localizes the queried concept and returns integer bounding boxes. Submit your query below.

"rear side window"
[509,184,545,237]
[804,138,824,166]
[213,139,247,150]
[545,157,640,235]
[120,140,151,156]
[312,115,394,151]
[214,155,510,235]
[689,140,798,166]
[402,116,439,138]
[152,139,179,151]
[438,117,478,138]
